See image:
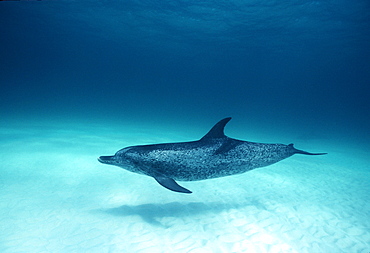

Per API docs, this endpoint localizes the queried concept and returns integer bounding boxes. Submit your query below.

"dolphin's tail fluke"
[289,144,327,155]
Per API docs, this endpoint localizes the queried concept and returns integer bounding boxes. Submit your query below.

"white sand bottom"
[0,119,369,253]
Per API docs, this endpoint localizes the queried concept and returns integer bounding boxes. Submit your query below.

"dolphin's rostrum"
[98,118,326,194]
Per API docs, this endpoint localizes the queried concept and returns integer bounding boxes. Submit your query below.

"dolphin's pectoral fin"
[154,177,192,194]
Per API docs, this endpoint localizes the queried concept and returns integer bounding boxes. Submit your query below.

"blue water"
[0,1,369,252]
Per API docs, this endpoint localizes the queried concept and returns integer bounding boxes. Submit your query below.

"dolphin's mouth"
[98,155,115,164]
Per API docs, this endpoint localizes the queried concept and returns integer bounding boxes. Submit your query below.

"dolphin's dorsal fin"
[201,117,232,140]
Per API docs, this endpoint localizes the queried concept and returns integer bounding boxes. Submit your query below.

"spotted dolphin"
[98,117,326,194]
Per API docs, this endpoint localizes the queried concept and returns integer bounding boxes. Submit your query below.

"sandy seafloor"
[0,118,369,253]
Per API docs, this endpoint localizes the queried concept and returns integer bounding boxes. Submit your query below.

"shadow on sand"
[96,201,260,227]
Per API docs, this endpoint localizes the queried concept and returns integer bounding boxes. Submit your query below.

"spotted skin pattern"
[98,118,326,193]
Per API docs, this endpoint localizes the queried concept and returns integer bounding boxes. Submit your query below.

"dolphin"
[98,117,326,194]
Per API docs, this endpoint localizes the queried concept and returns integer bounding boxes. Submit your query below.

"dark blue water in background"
[1,2,370,252]
[1,1,369,140]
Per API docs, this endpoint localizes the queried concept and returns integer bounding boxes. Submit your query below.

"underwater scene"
[0,1,369,253]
